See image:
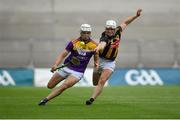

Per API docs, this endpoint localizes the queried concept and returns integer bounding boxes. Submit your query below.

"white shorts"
[99,58,116,72]
[57,67,83,80]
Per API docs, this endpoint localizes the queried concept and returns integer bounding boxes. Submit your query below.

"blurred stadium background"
[0,0,180,119]
[0,0,179,68]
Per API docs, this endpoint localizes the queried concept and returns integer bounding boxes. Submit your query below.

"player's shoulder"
[88,40,97,48]
[101,31,106,37]
[70,38,80,45]
[116,26,122,32]
[90,39,98,46]
[86,39,98,49]
[71,38,79,43]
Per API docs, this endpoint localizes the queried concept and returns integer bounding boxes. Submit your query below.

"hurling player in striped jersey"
[86,9,142,105]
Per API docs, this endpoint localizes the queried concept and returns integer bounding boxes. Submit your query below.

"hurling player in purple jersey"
[38,24,99,106]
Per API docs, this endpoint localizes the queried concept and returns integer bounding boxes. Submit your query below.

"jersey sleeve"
[115,27,121,37]
[65,41,73,52]
[100,32,109,44]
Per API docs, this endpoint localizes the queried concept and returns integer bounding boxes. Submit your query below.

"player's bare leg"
[86,69,112,105]
[38,73,65,106]
[46,75,79,101]
[47,73,65,89]
[38,75,79,106]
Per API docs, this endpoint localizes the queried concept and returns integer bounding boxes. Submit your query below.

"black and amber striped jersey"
[99,26,122,61]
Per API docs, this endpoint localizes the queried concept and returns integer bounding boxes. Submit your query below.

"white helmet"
[105,20,116,29]
[80,24,92,32]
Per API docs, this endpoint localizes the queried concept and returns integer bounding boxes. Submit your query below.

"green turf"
[0,86,180,119]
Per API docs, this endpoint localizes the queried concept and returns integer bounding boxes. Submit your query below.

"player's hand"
[50,65,58,73]
[111,39,120,48]
[94,47,100,54]
[136,9,142,17]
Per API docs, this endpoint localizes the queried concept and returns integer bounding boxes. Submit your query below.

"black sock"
[90,98,94,102]
[43,98,49,103]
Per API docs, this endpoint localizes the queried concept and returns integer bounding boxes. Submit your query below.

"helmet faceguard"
[80,24,92,42]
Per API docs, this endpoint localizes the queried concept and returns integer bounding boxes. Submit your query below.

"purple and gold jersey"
[64,37,97,73]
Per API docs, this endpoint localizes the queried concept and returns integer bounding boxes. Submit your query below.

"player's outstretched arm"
[51,49,69,72]
[94,41,106,53]
[121,9,142,27]
[93,52,99,69]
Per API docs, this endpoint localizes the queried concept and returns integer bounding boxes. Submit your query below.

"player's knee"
[99,80,106,86]
[61,83,70,90]
[47,83,54,89]
[99,78,107,86]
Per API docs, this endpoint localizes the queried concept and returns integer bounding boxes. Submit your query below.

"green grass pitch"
[0,86,180,119]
